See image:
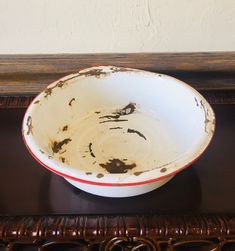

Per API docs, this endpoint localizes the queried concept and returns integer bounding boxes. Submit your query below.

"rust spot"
[99,103,136,124]
[99,159,136,174]
[95,111,101,114]
[52,138,72,153]
[26,116,33,135]
[127,128,146,140]
[33,100,40,104]
[69,98,75,106]
[200,100,211,133]
[88,143,95,158]
[109,127,123,130]
[100,114,121,120]
[119,103,136,116]
[78,68,107,78]
[110,66,131,73]
[44,75,78,98]
[134,171,143,176]
[99,119,128,124]
[96,173,104,178]
[62,125,68,131]
[39,149,45,154]
[60,157,65,163]
[44,87,53,97]
[160,168,167,173]
[86,172,92,175]
[194,97,199,107]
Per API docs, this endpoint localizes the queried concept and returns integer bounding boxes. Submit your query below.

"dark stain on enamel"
[160,168,167,173]
[96,173,104,178]
[194,97,199,106]
[109,127,123,130]
[200,100,211,133]
[110,66,131,73]
[60,157,65,163]
[62,125,68,131]
[134,171,143,176]
[119,103,136,115]
[78,68,107,78]
[86,172,92,175]
[88,143,95,158]
[99,119,128,124]
[52,138,72,153]
[100,114,121,120]
[99,103,136,124]
[26,116,33,135]
[44,87,53,98]
[95,111,101,114]
[69,98,75,106]
[127,128,146,140]
[44,82,63,98]
[39,149,45,154]
[99,159,136,174]
[44,75,79,98]
[44,69,123,99]
[33,100,40,104]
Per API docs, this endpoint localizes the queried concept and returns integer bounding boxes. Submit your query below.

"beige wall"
[0,0,235,54]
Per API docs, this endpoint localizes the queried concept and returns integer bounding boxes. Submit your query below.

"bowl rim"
[22,65,216,187]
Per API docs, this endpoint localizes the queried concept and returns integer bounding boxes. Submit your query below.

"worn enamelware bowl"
[22,66,215,197]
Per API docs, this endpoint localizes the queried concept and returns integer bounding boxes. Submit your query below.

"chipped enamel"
[22,66,215,197]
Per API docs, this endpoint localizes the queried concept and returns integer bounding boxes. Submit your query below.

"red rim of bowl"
[22,67,215,187]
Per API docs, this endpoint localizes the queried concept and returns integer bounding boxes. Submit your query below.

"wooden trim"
[1,52,235,73]
[0,53,235,107]
[0,215,235,250]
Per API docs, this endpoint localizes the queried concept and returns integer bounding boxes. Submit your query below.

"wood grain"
[0,215,235,250]
[1,52,235,74]
[0,53,235,102]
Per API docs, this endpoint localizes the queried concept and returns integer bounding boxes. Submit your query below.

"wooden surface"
[1,53,235,250]
[0,53,235,106]
[1,105,235,216]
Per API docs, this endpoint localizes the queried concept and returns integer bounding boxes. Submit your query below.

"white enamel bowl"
[22,66,215,197]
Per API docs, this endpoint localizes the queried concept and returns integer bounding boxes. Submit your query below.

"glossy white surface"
[65,175,174,198]
[23,66,215,197]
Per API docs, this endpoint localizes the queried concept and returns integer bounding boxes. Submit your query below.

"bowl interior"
[23,66,215,184]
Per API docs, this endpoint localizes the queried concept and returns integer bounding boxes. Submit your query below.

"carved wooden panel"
[0,215,235,250]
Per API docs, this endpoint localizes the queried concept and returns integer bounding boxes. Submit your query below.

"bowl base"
[64,175,174,198]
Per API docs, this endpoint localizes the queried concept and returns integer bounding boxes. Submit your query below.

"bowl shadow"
[48,164,202,214]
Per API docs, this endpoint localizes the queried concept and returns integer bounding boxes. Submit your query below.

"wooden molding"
[0,215,235,250]
[0,53,235,107]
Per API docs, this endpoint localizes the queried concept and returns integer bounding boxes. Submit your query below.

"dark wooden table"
[0,53,235,251]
